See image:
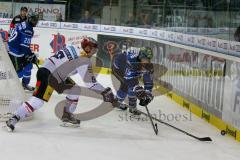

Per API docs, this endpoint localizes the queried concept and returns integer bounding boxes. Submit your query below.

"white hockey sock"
[15,96,44,119]
[64,95,79,113]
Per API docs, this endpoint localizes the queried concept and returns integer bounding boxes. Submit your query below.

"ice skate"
[129,107,141,116]
[60,111,80,128]
[22,82,35,92]
[114,100,128,111]
[3,115,20,132]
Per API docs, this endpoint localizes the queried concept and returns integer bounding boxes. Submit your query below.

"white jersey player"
[5,37,115,131]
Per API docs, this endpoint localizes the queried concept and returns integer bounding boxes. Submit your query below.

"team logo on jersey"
[50,33,65,53]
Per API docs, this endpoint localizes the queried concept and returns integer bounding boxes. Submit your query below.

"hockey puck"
[221,130,226,136]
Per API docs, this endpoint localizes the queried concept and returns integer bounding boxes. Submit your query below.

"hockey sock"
[15,96,44,119]
[22,63,33,85]
[64,95,79,113]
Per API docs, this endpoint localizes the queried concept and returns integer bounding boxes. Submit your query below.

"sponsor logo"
[103,26,116,32]
[176,34,183,41]
[50,33,65,53]
[207,40,217,48]
[187,36,195,43]
[138,29,147,35]
[50,23,58,28]
[39,21,50,27]
[72,24,78,28]
[83,24,98,30]
[29,8,61,15]
[218,42,228,50]
[151,30,158,37]
[63,23,78,29]
[122,28,134,34]
[197,38,206,46]
[63,23,71,28]
[167,33,174,40]
[229,43,240,52]
[159,31,165,38]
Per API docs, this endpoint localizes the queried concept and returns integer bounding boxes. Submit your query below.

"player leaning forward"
[5,37,115,132]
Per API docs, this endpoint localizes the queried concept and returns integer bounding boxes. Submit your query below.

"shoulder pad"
[21,22,27,29]
[15,18,20,21]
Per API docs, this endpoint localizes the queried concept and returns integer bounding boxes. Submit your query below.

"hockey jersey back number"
[47,46,80,70]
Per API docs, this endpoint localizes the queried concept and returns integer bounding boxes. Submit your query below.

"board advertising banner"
[0,2,12,18]
[162,45,226,118]
[15,3,66,21]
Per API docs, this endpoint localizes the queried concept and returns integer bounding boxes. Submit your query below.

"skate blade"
[129,114,141,119]
[60,122,80,128]
[115,107,128,111]
[2,125,14,132]
[24,90,34,94]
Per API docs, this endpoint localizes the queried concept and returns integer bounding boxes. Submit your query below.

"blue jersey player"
[112,47,154,115]
[8,13,39,91]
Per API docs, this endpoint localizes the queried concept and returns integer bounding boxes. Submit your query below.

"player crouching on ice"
[5,37,115,132]
[112,47,154,115]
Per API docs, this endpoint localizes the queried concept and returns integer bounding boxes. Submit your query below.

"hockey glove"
[143,63,154,74]
[25,52,38,64]
[101,87,115,103]
[134,85,146,99]
[133,85,153,106]
[139,90,153,106]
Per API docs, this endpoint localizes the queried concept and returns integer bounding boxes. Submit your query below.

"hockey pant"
[112,64,138,108]
[14,67,79,119]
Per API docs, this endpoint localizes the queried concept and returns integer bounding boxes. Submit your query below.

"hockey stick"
[144,105,158,135]
[137,110,212,142]
[34,62,39,69]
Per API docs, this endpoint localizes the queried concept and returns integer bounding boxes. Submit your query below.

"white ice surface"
[0,68,240,160]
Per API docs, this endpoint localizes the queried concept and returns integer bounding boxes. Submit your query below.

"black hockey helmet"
[138,47,153,61]
[27,12,39,27]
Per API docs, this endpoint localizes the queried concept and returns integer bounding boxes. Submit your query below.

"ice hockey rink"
[0,68,240,160]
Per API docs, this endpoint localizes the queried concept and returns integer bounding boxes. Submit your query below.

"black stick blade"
[198,137,212,142]
[154,123,158,135]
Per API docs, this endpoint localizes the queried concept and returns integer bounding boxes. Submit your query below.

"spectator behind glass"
[80,10,95,24]
[234,26,240,42]
[38,12,45,21]
[138,13,151,28]
[56,13,63,22]
[125,13,137,27]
